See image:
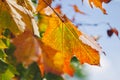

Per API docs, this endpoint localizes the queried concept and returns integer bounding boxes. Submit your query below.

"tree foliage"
[0,0,112,80]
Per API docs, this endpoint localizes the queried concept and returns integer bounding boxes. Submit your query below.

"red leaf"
[112,28,119,36]
[107,29,113,37]
[107,28,119,37]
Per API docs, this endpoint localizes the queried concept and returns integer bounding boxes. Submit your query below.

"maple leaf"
[83,0,111,14]
[37,0,52,13]
[40,14,101,76]
[0,0,39,36]
[12,31,41,66]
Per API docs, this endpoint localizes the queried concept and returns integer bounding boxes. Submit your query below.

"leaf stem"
[42,0,65,22]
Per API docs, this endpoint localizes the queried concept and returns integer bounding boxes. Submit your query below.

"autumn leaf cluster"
[0,0,111,80]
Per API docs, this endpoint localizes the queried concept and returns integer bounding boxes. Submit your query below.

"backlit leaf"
[41,14,101,75]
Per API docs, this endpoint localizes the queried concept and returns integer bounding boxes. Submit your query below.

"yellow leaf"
[0,0,39,36]
[0,0,22,35]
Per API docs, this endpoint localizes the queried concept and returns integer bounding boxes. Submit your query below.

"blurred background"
[52,0,120,80]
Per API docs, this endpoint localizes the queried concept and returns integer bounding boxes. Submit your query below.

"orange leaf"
[72,5,86,15]
[83,0,111,14]
[63,57,75,76]
[38,61,44,77]
[38,10,101,76]
[111,28,119,36]
[107,28,119,37]
[36,0,52,12]
[12,31,41,66]
[42,14,101,67]
[39,45,64,75]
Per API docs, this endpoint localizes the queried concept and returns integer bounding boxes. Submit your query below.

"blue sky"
[83,1,120,80]
[53,0,120,80]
